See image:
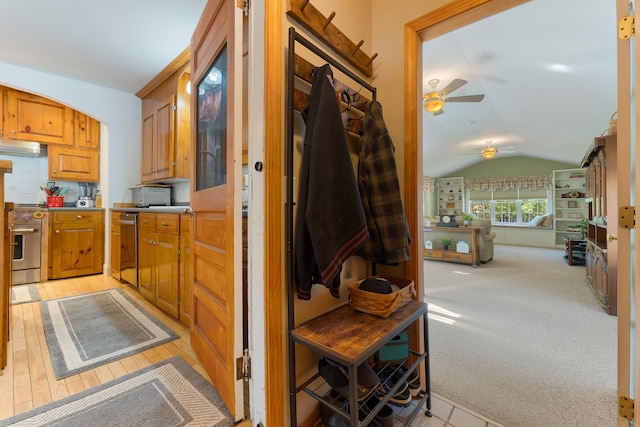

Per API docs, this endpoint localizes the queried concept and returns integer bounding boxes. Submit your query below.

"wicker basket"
[348,276,416,318]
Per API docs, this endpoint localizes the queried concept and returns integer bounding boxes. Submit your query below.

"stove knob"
[21,213,32,221]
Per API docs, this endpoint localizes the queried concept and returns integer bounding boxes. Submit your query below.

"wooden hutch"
[581,134,617,315]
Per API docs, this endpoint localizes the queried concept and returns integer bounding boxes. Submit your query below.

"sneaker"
[376,365,412,407]
[396,364,421,396]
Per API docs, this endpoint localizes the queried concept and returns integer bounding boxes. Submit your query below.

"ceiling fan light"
[482,147,498,159]
[423,91,444,112]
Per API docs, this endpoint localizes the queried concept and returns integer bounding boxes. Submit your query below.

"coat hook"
[300,0,310,10]
[352,40,364,54]
[367,53,378,65]
[322,11,336,30]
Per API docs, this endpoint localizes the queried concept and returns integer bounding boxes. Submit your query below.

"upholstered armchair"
[455,217,496,263]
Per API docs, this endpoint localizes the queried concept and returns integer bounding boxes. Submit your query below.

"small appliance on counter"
[76,182,97,208]
[131,184,171,207]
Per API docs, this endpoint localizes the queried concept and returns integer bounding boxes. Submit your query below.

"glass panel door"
[196,45,228,191]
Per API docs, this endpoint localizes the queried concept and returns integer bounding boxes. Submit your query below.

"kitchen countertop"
[47,207,106,211]
[110,206,192,214]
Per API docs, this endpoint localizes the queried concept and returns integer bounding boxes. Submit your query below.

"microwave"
[131,186,171,207]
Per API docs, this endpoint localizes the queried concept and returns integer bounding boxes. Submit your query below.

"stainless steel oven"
[12,206,44,285]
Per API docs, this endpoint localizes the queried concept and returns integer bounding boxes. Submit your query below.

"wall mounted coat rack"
[287,0,378,78]
[292,54,372,134]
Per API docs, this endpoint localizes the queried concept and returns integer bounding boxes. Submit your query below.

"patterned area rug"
[0,356,233,427]
[41,288,179,379]
[11,284,41,305]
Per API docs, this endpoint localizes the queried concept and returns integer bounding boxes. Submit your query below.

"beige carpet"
[425,244,617,427]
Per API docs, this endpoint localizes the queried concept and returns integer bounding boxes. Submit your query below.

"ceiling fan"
[423,78,485,116]
[465,141,516,159]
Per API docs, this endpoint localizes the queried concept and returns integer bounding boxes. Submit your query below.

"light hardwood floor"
[0,274,209,420]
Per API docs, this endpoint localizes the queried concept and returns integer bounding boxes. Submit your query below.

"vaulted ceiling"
[422,0,617,178]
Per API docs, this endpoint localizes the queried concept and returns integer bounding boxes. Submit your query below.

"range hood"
[0,140,41,157]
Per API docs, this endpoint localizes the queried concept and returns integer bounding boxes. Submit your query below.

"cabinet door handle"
[161,222,168,227]
[77,215,83,219]
[143,220,148,224]
[55,229,60,233]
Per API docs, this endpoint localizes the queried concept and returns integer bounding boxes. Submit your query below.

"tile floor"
[406,393,503,427]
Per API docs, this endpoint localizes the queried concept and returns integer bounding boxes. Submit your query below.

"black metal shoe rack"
[285,27,432,426]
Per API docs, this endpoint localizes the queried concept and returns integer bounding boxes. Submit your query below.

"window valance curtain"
[423,176,435,192]
[464,174,552,192]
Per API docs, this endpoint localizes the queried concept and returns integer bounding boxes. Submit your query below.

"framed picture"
[445,202,455,208]
[568,201,578,208]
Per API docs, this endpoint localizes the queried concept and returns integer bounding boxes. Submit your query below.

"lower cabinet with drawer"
[138,212,183,319]
[49,209,105,279]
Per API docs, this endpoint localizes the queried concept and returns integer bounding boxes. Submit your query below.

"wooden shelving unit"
[436,177,464,216]
[552,168,588,247]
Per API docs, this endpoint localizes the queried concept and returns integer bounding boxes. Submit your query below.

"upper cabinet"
[3,89,74,145]
[1,87,101,182]
[137,52,191,184]
[48,111,101,182]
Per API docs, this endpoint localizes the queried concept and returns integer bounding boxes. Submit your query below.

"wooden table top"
[291,300,427,366]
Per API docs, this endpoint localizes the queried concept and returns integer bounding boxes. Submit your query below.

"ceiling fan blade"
[433,109,445,116]
[445,94,485,103]
[439,79,467,97]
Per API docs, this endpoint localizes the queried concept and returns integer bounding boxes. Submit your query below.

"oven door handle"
[14,227,39,233]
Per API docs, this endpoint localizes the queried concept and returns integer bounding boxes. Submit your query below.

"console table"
[423,226,480,266]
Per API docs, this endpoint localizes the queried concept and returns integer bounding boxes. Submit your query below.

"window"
[470,193,549,225]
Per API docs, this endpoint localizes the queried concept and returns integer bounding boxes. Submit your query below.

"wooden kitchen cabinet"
[0,87,101,181]
[138,212,180,318]
[138,59,190,183]
[49,210,104,279]
[48,111,100,182]
[3,88,74,145]
[74,112,101,150]
[179,214,192,324]
[48,145,100,182]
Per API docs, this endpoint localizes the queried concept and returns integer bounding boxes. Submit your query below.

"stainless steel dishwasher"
[119,212,138,289]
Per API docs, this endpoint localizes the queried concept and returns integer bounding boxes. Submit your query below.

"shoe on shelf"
[363,395,395,427]
[395,364,421,396]
[318,358,377,401]
[376,365,412,407]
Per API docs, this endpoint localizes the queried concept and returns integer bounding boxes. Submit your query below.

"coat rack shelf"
[287,0,377,78]
[286,27,431,426]
[292,54,372,135]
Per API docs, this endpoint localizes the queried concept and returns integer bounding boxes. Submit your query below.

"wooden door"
[154,95,176,181]
[141,112,155,182]
[190,0,244,419]
[155,232,179,317]
[137,229,155,302]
